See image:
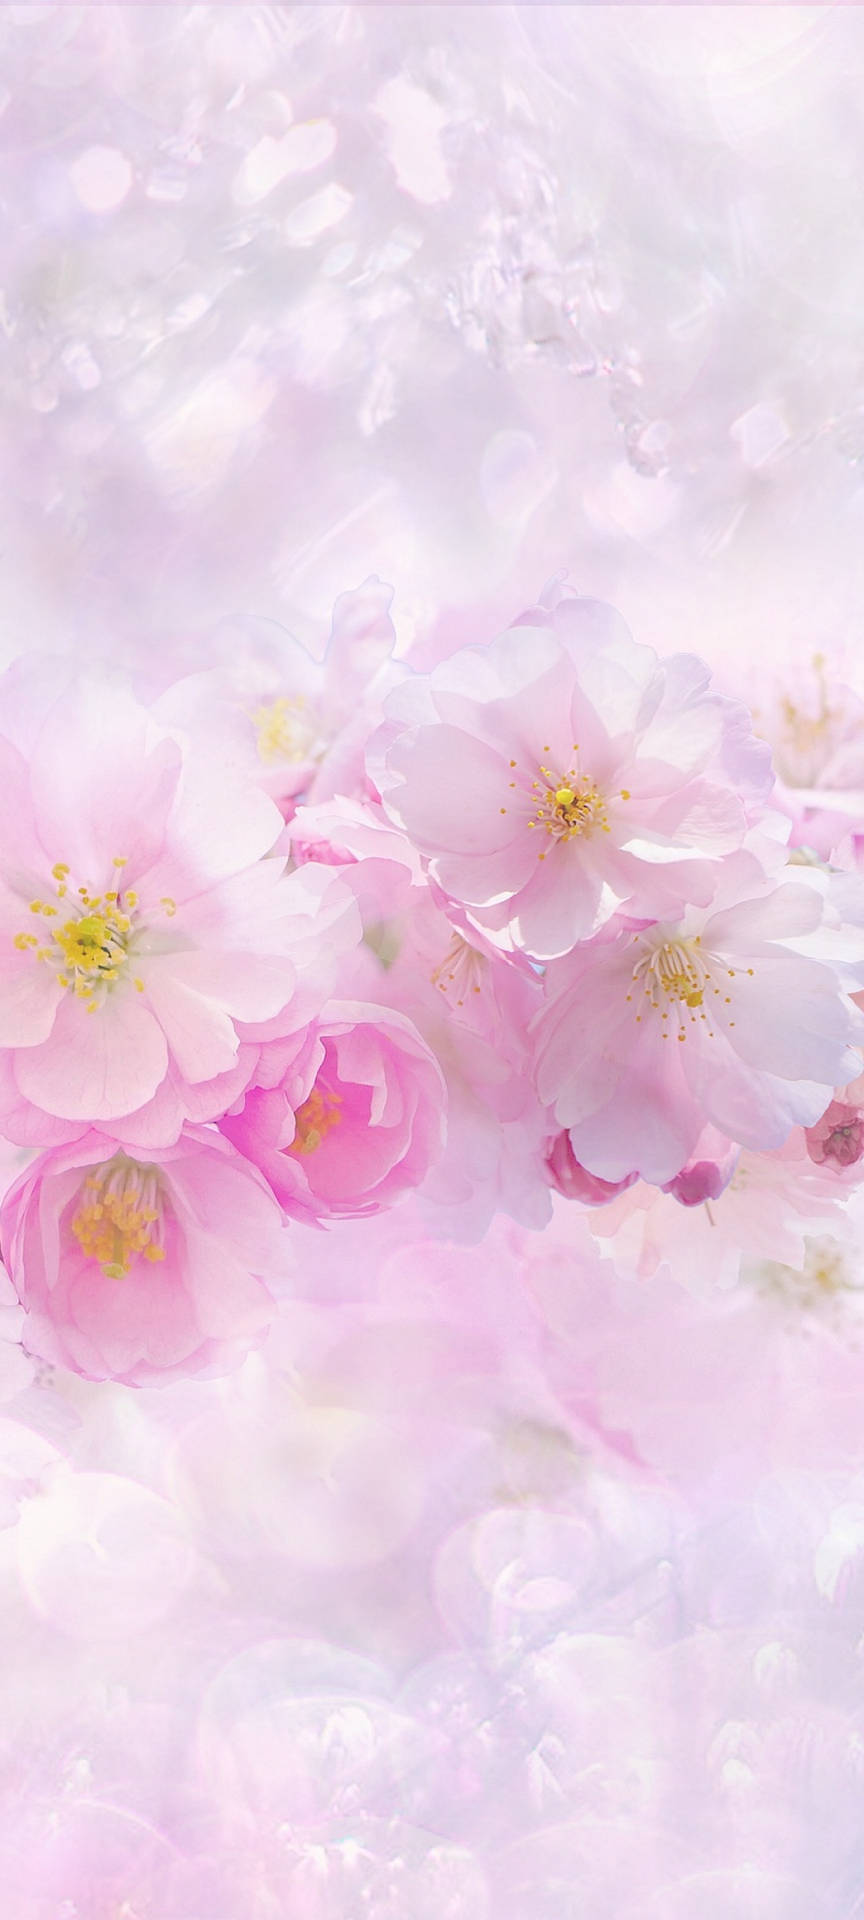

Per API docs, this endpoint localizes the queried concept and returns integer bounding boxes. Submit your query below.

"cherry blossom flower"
[533,857,864,1187]
[222,1003,447,1221]
[587,1129,856,1295]
[374,595,772,959]
[157,576,397,819]
[0,1127,283,1385]
[805,1099,864,1168]
[0,661,361,1141]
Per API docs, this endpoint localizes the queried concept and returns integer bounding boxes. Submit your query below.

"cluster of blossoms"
[1,579,863,1385]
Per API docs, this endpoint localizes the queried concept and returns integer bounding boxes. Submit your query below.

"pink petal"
[29,681,182,885]
[386,724,521,856]
[14,989,168,1120]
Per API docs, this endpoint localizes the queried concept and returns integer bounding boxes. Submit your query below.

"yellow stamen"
[14,854,147,1009]
[70,1158,165,1279]
[253,693,318,766]
[290,1084,342,1156]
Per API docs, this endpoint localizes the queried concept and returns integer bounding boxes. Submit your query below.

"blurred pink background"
[3,9,864,1917]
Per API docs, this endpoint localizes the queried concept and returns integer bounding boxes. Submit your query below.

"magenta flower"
[0,1128,283,1385]
[533,858,864,1187]
[0,662,360,1139]
[222,1003,447,1221]
[374,596,771,959]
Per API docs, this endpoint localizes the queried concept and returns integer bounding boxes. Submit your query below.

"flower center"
[13,858,175,1012]
[824,1121,864,1166]
[753,1235,852,1307]
[805,1101,864,1168]
[529,753,610,844]
[253,695,320,766]
[70,1157,166,1280]
[431,931,485,1006]
[628,934,752,1042]
[754,653,840,787]
[290,1083,343,1155]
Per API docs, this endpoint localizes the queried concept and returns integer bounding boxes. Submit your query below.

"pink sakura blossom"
[588,1130,859,1294]
[0,660,360,1143]
[533,856,864,1187]
[804,1067,864,1172]
[344,896,554,1238]
[373,594,772,960]
[805,1099,864,1168]
[0,1128,283,1386]
[222,1003,447,1222]
[281,800,555,1237]
[739,657,864,864]
[156,576,397,819]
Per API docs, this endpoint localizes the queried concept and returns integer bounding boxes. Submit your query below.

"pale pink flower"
[345,900,554,1238]
[740,656,864,862]
[158,576,397,819]
[222,1003,447,1222]
[374,595,772,959]
[0,1128,282,1385]
[589,1130,854,1295]
[534,856,864,1186]
[282,812,554,1236]
[0,661,360,1140]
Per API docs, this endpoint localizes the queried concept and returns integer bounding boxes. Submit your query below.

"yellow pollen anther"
[112,856,128,868]
[529,760,609,843]
[15,858,147,1008]
[253,693,319,767]
[70,1158,165,1279]
[161,897,176,917]
[431,932,486,1005]
[290,1084,343,1156]
[629,936,747,1041]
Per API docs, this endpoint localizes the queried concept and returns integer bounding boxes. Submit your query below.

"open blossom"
[533,856,864,1187]
[0,661,360,1142]
[586,1131,857,1293]
[157,576,397,819]
[222,1003,447,1221]
[0,1129,283,1385]
[374,595,772,959]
